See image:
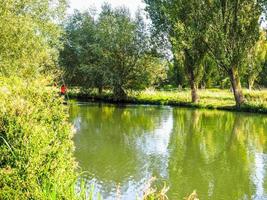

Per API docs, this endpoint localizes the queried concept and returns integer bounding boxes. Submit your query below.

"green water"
[69,102,267,200]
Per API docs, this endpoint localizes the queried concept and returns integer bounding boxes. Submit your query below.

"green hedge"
[0,77,77,199]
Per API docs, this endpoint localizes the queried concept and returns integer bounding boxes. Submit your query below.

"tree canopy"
[145,0,267,106]
[59,2,267,106]
[0,0,67,78]
[60,5,167,98]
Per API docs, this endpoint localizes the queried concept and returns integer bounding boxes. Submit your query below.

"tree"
[0,1,77,199]
[259,60,267,87]
[0,0,67,78]
[167,57,187,88]
[97,5,160,98]
[60,10,106,93]
[205,0,267,107]
[199,55,222,89]
[145,0,210,103]
[60,5,164,98]
[245,31,267,90]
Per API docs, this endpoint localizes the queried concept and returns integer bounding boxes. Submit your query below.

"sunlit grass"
[69,87,267,113]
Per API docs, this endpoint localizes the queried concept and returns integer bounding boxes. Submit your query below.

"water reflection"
[69,103,267,200]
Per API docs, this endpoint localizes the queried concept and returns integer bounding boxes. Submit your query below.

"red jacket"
[61,85,67,94]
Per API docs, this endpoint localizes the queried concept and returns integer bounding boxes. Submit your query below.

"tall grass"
[42,177,102,200]
[141,177,169,200]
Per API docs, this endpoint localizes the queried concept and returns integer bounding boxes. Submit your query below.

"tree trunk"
[191,82,199,103]
[189,71,199,103]
[248,78,255,91]
[184,49,199,103]
[98,86,103,95]
[114,86,126,100]
[229,67,245,108]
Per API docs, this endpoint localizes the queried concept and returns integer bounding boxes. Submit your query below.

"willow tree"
[145,0,211,103]
[60,10,107,94]
[205,0,267,107]
[97,5,160,98]
[0,0,67,78]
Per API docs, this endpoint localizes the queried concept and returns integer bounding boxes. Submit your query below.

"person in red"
[60,84,67,95]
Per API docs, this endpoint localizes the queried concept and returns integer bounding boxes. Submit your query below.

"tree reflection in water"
[69,103,267,200]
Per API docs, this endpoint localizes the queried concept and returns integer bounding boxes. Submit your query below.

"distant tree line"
[60,1,267,107]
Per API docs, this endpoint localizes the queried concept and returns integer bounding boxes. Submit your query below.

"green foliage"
[145,0,266,106]
[206,0,265,71]
[60,10,105,89]
[244,31,267,89]
[0,1,84,199]
[259,61,267,87]
[204,0,267,106]
[0,77,77,199]
[200,55,222,88]
[167,57,187,87]
[145,0,212,102]
[0,0,67,78]
[61,1,267,102]
[60,5,166,98]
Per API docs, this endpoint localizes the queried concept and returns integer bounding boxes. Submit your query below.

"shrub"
[0,76,77,199]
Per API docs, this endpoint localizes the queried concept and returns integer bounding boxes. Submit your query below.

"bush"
[0,77,77,199]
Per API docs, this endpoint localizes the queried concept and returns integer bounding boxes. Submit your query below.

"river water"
[69,102,267,200]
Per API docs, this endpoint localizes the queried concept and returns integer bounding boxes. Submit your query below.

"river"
[69,102,267,200]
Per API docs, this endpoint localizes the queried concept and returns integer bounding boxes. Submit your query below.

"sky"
[68,0,145,15]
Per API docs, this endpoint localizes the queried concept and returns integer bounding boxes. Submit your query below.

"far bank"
[68,88,267,114]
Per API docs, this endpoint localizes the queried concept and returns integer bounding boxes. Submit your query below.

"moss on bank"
[68,88,267,114]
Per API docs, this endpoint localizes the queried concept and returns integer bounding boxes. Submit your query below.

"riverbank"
[68,88,267,114]
[0,77,79,199]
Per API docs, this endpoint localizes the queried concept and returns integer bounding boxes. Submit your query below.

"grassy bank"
[68,88,267,114]
[0,77,79,199]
